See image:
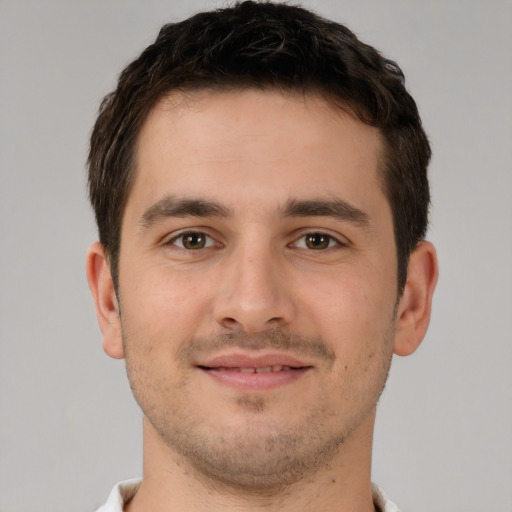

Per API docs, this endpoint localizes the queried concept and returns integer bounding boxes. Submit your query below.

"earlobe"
[86,242,125,359]
[393,241,439,357]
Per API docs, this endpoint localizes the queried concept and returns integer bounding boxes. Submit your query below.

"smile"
[201,365,294,373]
[197,353,312,391]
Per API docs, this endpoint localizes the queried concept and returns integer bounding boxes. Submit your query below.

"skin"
[87,89,438,512]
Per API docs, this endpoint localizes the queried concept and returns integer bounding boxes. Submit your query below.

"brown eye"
[182,233,206,249]
[304,233,331,250]
[171,232,215,250]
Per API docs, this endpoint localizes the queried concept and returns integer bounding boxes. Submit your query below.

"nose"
[213,244,296,334]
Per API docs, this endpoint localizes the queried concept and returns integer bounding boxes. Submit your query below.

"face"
[114,90,400,488]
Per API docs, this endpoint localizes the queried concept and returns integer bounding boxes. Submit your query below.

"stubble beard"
[150,397,348,492]
[122,327,395,493]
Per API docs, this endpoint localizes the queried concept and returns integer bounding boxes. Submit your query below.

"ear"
[86,242,125,359]
[393,241,438,356]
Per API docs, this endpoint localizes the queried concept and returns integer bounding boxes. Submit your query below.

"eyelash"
[291,232,344,250]
[166,230,345,251]
[167,231,219,250]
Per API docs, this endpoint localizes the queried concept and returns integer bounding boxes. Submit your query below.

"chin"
[152,409,347,492]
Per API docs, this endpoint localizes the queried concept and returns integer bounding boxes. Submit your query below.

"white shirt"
[95,479,400,511]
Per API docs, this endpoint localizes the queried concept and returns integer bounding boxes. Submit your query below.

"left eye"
[169,232,216,250]
[293,233,341,250]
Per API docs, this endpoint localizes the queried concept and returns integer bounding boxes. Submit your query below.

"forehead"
[127,89,386,220]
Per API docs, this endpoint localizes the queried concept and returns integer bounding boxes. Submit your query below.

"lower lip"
[199,367,310,391]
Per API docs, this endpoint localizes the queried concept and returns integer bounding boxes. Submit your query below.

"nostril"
[220,316,283,328]
[220,317,239,329]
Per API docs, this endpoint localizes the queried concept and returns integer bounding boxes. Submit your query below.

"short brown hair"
[88,0,431,292]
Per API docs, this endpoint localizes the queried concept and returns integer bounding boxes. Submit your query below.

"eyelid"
[165,229,220,249]
[290,230,349,249]
[161,227,348,250]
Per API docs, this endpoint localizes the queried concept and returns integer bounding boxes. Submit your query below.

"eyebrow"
[139,196,233,227]
[138,195,370,229]
[280,198,370,227]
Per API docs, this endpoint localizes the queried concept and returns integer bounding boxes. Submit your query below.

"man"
[86,1,438,511]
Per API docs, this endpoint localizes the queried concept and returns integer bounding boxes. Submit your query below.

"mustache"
[176,328,336,367]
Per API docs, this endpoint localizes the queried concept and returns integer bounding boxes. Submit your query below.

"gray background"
[1,1,511,511]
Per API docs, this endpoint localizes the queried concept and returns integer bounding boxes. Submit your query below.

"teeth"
[214,365,293,373]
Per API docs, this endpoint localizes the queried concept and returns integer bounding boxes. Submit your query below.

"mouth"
[199,364,297,373]
[196,353,313,391]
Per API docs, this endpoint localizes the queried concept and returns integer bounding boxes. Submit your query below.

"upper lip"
[197,351,311,369]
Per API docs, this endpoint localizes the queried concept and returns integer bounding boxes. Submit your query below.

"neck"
[125,413,377,512]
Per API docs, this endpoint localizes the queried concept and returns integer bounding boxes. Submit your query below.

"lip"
[197,351,313,392]
[200,352,309,369]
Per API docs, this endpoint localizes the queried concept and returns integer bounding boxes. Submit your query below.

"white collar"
[96,479,400,511]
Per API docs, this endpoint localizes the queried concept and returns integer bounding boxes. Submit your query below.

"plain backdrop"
[1,1,511,511]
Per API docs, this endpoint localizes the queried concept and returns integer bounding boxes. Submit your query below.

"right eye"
[168,231,217,250]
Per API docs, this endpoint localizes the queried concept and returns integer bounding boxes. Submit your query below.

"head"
[88,0,431,294]
[86,1,438,493]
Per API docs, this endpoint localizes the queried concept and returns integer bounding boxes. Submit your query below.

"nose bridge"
[214,236,293,332]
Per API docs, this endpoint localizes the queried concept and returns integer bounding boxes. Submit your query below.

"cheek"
[304,267,396,392]
[316,278,396,408]
[120,265,213,349]
[307,267,396,340]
